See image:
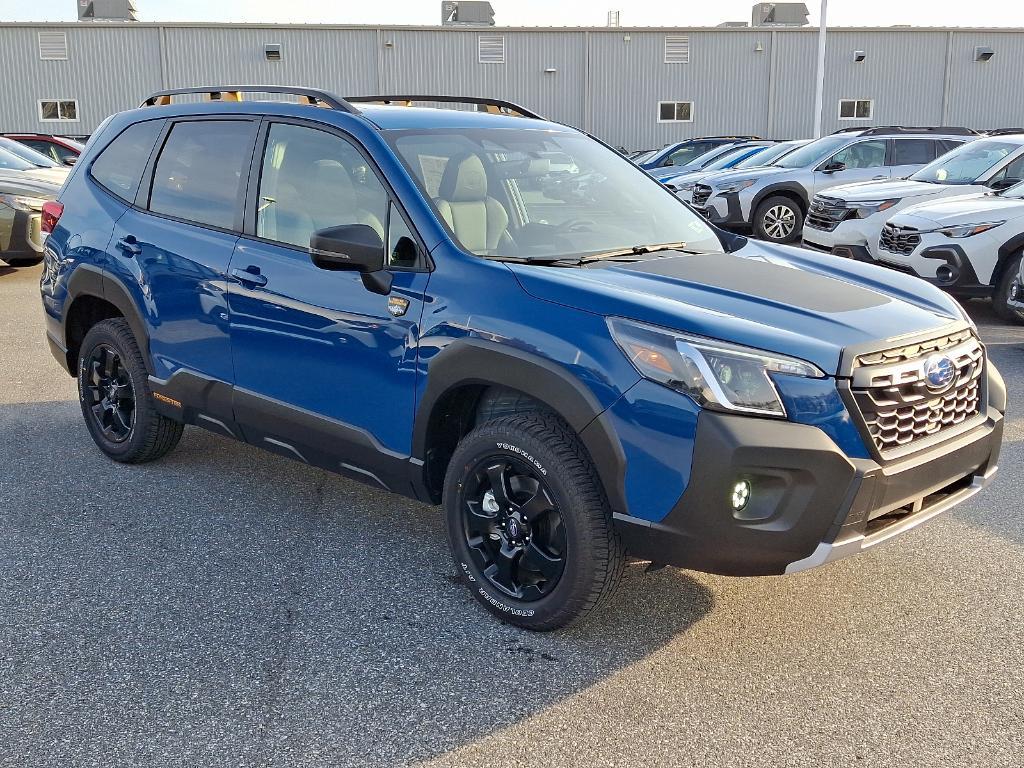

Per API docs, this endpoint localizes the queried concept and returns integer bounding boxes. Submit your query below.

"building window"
[478,35,505,64]
[664,35,690,64]
[38,31,68,60]
[839,99,873,120]
[658,101,693,123]
[38,99,79,122]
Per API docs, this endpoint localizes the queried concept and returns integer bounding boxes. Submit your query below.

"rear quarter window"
[90,120,164,202]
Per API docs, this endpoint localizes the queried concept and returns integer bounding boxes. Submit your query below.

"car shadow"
[0,401,713,767]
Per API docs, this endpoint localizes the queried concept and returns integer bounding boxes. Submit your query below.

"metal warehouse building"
[2,21,1023,148]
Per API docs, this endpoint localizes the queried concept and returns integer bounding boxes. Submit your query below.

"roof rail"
[140,86,359,113]
[983,127,1024,136]
[696,135,764,140]
[346,95,544,120]
[832,125,980,137]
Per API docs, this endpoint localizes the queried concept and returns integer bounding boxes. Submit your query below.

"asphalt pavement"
[1,261,1022,767]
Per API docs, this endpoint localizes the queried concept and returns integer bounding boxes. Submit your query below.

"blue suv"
[41,87,1005,630]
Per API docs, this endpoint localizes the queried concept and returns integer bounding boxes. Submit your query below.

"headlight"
[852,198,900,219]
[608,317,825,418]
[0,194,47,212]
[934,221,1005,238]
[715,178,757,194]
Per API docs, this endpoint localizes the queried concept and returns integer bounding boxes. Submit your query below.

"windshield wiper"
[575,242,690,265]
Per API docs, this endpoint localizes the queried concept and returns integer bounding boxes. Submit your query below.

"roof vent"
[38,31,68,60]
[664,35,690,64]
[853,50,866,62]
[264,43,282,61]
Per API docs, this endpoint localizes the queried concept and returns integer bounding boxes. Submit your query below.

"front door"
[226,120,431,491]
[812,138,891,195]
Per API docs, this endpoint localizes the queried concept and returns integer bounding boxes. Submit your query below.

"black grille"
[879,224,921,255]
[692,184,712,207]
[805,196,853,232]
[850,332,985,455]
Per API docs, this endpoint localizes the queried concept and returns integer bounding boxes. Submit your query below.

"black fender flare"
[750,183,810,218]
[993,231,1024,285]
[412,337,628,514]
[64,264,153,374]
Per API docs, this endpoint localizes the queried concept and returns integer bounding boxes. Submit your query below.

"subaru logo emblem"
[923,354,956,392]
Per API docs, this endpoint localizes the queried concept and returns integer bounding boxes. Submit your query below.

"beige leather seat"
[433,153,509,254]
[263,151,384,248]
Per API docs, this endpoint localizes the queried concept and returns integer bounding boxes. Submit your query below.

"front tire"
[992,252,1024,323]
[753,196,804,243]
[77,318,184,463]
[443,414,624,631]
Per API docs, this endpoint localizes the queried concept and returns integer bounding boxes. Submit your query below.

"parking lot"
[1,257,1022,766]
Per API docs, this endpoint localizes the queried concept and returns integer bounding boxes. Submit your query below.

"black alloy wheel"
[460,456,567,601]
[84,343,136,443]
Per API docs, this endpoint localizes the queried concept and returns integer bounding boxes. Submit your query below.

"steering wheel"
[557,218,599,232]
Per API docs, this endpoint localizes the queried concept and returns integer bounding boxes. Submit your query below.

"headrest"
[309,158,355,210]
[438,153,489,203]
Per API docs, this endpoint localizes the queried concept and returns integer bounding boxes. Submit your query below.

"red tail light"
[41,200,64,234]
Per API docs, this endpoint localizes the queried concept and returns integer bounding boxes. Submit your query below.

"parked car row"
[639,126,1024,322]
[0,135,74,267]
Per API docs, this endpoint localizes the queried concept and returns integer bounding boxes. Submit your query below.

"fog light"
[730,480,751,511]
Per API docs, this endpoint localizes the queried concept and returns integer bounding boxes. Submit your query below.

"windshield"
[0,147,35,171]
[734,141,802,169]
[704,145,767,171]
[631,150,655,163]
[910,139,1019,184]
[771,136,852,169]
[0,137,59,168]
[389,128,724,260]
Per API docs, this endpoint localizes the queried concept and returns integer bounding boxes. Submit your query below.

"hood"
[891,192,1024,228]
[704,166,790,187]
[819,179,984,203]
[654,169,705,186]
[508,243,963,375]
[0,169,62,199]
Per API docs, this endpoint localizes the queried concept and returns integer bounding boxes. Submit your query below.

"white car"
[802,134,1024,259]
[876,181,1024,322]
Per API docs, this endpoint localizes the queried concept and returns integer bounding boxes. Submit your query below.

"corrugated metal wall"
[1,23,1022,149]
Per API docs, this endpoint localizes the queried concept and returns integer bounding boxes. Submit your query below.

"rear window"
[148,120,253,230]
[90,120,163,201]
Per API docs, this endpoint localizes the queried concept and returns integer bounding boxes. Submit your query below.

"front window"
[911,140,1021,185]
[771,136,852,169]
[389,128,724,260]
[999,180,1024,199]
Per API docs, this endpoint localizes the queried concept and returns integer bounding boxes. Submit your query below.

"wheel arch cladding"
[64,266,152,375]
[752,184,809,216]
[413,338,627,511]
[993,232,1024,285]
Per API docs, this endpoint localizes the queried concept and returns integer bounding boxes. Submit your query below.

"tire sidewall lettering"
[494,441,547,476]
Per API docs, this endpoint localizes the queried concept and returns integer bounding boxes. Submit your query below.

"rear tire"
[77,318,183,463]
[443,413,624,631]
[991,252,1024,323]
[753,196,804,243]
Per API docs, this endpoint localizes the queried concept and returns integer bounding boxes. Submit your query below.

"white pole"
[812,0,828,138]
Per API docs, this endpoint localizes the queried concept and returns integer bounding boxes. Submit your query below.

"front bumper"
[693,192,748,228]
[614,367,1004,577]
[876,238,994,297]
[802,217,879,259]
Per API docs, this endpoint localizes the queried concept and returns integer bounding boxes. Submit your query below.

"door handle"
[231,265,268,287]
[872,175,887,180]
[116,235,142,256]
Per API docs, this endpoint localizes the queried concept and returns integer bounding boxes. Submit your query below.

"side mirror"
[989,177,1019,191]
[309,224,392,295]
[820,161,846,174]
[64,157,77,166]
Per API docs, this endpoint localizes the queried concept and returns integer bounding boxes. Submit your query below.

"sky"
[2,0,1024,26]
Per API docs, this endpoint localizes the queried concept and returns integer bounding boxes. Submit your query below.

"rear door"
[109,117,258,414]
[811,139,890,195]
[889,138,943,179]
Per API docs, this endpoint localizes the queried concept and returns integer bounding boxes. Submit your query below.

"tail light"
[41,200,64,234]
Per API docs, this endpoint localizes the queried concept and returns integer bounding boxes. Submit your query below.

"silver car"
[690,127,974,243]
